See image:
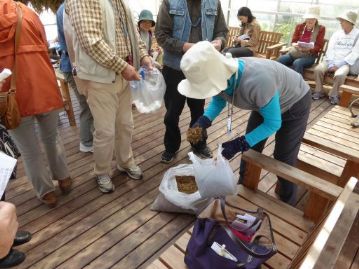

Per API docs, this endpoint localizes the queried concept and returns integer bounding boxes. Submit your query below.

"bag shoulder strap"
[219,198,277,258]
[10,4,23,92]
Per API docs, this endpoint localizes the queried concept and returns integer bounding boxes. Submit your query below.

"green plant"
[274,20,297,44]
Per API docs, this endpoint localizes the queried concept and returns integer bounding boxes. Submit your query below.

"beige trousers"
[79,76,136,176]
[314,62,350,97]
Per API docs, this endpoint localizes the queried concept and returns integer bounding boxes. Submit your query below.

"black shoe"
[13,231,31,246]
[0,249,26,268]
[161,151,175,164]
[192,146,213,159]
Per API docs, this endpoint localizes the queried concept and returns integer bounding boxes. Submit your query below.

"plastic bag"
[158,164,211,213]
[188,145,237,198]
[130,67,166,113]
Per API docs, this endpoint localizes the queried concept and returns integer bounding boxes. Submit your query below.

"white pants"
[314,62,350,97]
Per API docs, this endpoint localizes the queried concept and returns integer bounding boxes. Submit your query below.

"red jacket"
[291,23,326,56]
[0,0,63,117]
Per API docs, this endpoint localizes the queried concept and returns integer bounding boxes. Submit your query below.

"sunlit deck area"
[6,92,358,268]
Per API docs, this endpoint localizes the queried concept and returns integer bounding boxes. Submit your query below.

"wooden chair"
[147,150,358,269]
[257,31,285,59]
[226,27,286,59]
[54,69,77,127]
[226,26,241,48]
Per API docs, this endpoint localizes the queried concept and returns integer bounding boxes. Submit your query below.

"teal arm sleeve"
[245,91,282,147]
[204,95,227,121]
[204,78,235,121]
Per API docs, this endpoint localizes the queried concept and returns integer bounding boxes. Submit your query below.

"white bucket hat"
[303,6,320,20]
[336,10,358,25]
[178,41,238,99]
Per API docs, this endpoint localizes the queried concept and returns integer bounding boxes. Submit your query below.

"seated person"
[277,6,325,75]
[312,10,359,105]
[223,7,261,57]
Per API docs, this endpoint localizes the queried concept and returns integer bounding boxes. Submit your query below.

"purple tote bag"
[184,199,277,269]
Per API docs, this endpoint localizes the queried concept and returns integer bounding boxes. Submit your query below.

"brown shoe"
[58,177,72,194]
[41,191,57,208]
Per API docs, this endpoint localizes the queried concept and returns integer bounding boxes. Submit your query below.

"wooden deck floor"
[6,91,336,268]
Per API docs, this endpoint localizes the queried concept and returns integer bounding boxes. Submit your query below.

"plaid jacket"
[65,0,147,73]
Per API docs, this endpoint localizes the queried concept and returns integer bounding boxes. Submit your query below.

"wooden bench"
[296,106,359,223]
[226,27,286,59]
[147,150,357,269]
[54,69,77,127]
[296,39,359,104]
[293,177,359,269]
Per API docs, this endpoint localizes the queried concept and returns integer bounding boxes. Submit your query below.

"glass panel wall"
[225,0,359,44]
[37,0,359,44]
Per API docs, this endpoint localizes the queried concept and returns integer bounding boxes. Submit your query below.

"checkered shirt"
[65,0,147,73]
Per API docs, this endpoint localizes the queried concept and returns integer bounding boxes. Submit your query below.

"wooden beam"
[303,133,359,163]
[300,177,358,269]
[242,150,342,200]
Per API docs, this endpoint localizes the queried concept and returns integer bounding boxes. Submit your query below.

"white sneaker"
[312,91,325,100]
[96,175,115,193]
[80,143,93,153]
[117,165,143,180]
[352,115,359,128]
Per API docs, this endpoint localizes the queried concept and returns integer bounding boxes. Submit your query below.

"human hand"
[121,64,141,81]
[141,56,153,71]
[186,116,211,145]
[183,42,194,52]
[221,135,250,160]
[328,66,338,73]
[0,202,18,258]
[211,39,222,51]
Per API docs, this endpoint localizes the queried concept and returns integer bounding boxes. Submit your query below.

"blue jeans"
[277,54,316,75]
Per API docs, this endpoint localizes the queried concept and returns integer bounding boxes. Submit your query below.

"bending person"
[182,41,311,204]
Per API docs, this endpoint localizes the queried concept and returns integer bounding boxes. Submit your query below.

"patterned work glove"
[221,135,250,160]
[187,116,212,145]
[192,116,212,129]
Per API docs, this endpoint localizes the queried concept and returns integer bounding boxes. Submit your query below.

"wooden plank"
[300,144,346,167]
[334,213,359,269]
[75,213,180,268]
[110,216,193,269]
[296,157,341,181]
[300,178,358,269]
[309,126,359,147]
[146,259,169,269]
[236,186,313,232]
[159,246,187,269]
[242,150,342,201]
[303,132,359,162]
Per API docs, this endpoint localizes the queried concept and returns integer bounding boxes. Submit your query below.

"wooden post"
[338,160,359,187]
[59,79,76,127]
[304,192,331,223]
[242,160,262,190]
[338,91,352,107]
